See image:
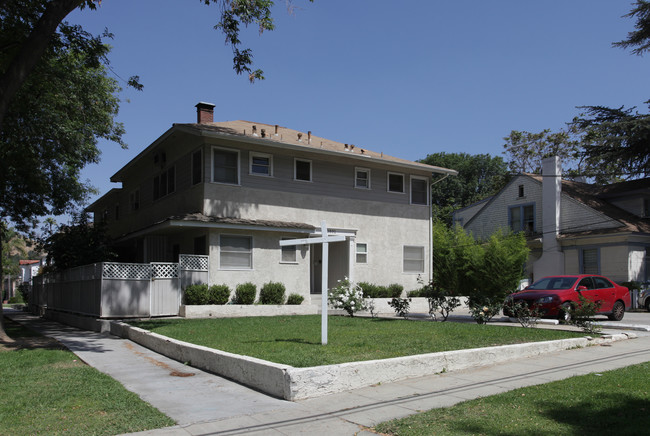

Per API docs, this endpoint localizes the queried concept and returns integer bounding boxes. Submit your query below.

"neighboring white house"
[19,259,42,284]
[87,102,457,301]
[453,156,650,284]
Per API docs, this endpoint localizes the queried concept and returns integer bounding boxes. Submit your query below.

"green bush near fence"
[208,285,231,305]
[259,282,286,304]
[286,293,304,305]
[183,284,209,305]
[184,284,230,305]
[233,282,257,304]
[359,282,404,298]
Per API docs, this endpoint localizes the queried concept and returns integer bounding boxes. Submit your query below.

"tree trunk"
[0,224,13,342]
[0,0,83,129]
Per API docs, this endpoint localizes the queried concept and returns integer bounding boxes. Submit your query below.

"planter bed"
[180,304,318,318]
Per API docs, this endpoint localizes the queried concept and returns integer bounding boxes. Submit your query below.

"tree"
[420,153,509,225]
[502,128,581,175]
[39,211,115,272]
[0,0,312,340]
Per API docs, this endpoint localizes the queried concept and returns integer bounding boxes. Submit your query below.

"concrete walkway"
[6,309,650,436]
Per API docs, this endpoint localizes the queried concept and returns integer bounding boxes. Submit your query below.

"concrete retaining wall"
[180,304,319,318]
[108,320,630,401]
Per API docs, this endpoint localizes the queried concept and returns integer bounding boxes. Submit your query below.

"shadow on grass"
[448,394,648,436]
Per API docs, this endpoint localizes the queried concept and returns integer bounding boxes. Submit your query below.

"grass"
[374,361,650,435]
[129,315,587,367]
[0,319,175,436]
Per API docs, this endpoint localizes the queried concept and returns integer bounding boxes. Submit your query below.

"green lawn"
[375,361,650,435]
[0,319,175,436]
[130,315,587,367]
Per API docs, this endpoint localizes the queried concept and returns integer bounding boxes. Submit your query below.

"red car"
[503,275,630,321]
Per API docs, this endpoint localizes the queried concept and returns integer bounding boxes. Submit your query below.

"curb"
[108,320,633,401]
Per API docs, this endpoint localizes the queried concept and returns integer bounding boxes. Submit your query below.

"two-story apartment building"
[453,156,650,284]
[88,103,457,300]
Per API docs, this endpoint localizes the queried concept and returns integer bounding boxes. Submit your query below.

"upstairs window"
[387,172,405,193]
[410,177,428,205]
[192,149,203,185]
[294,159,312,182]
[518,185,525,198]
[212,147,240,184]
[130,190,140,211]
[509,204,535,233]
[153,167,175,201]
[250,153,273,176]
[355,168,371,189]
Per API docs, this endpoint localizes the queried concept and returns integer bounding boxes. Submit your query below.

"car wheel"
[645,299,650,313]
[608,301,625,321]
[558,302,572,323]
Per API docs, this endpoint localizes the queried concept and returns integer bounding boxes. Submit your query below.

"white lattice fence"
[179,255,209,271]
[102,262,151,280]
[152,262,179,279]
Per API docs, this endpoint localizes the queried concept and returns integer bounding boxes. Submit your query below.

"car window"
[529,277,577,290]
[577,277,595,290]
[593,277,613,289]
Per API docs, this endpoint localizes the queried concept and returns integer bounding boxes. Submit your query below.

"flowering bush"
[328,277,367,317]
[468,298,503,324]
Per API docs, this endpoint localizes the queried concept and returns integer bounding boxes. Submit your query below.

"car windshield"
[527,277,578,291]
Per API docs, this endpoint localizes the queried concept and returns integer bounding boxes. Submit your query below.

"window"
[644,198,650,217]
[281,239,297,263]
[577,276,596,289]
[153,167,175,201]
[356,243,368,263]
[130,190,140,211]
[355,168,370,189]
[387,172,404,193]
[294,159,312,181]
[192,149,203,185]
[220,235,252,269]
[509,204,535,233]
[581,248,599,274]
[212,147,240,184]
[411,177,428,205]
[114,204,120,221]
[593,276,613,289]
[403,246,425,273]
[250,153,273,176]
[518,185,525,198]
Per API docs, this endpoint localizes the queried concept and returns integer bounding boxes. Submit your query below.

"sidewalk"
[6,309,650,435]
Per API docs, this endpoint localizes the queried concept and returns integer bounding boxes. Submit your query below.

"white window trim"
[219,234,253,270]
[356,242,368,264]
[249,152,273,177]
[410,175,429,205]
[387,171,405,194]
[294,158,312,182]
[354,167,371,190]
[212,146,241,185]
[280,238,298,264]
[403,245,425,273]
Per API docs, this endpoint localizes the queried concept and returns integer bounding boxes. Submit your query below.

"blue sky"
[66,0,649,215]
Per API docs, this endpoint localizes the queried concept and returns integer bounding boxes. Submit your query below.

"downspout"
[429,173,450,282]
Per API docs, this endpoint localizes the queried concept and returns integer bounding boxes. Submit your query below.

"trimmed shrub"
[233,282,257,304]
[259,282,286,304]
[183,284,209,305]
[208,284,230,305]
[8,295,24,304]
[286,293,304,305]
[388,283,404,298]
[359,282,393,298]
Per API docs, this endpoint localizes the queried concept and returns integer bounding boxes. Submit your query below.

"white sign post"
[279,221,345,344]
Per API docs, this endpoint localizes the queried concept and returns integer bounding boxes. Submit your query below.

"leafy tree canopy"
[39,211,116,272]
[503,1,650,183]
[420,153,509,225]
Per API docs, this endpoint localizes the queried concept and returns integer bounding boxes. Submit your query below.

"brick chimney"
[195,102,215,124]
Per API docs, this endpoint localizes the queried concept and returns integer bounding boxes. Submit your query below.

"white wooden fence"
[31,255,208,318]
